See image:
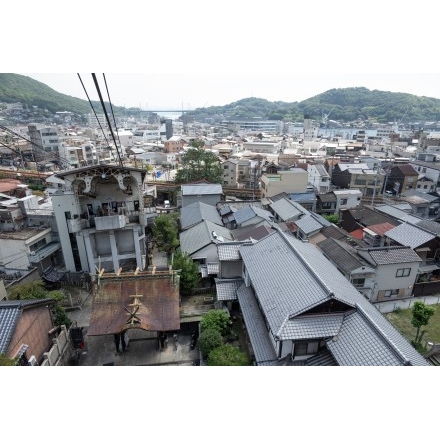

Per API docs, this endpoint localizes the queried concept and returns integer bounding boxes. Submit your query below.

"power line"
[77,73,111,162]
[91,73,123,167]
[102,73,124,166]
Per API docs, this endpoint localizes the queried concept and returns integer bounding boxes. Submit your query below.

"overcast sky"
[19,72,440,111]
[7,1,440,112]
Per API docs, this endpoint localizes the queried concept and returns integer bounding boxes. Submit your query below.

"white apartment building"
[51,164,156,275]
[28,123,60,163]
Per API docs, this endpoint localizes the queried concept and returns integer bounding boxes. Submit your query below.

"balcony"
[67,218,90,233]
[95,214,128,231]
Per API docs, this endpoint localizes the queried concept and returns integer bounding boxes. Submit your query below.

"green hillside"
[188,87,440,124]
[0,73,125,115]
[2,74,440,124]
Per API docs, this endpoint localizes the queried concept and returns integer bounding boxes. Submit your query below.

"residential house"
[339,204,400,233]
[179,183,223,208]
[384,222,440,262]
[307,163,331,193]
[399,190,440,219]
[317,237,376,300]
[291,212,332,241]
[288,192,317,212]
[236,230,428,365]
[163,136,185,153]
[356,246,422,302]
[411,159,440,190]
[331,163,384,197]
[316,192,337,215]
[180,201,223,231]
[229,206,274,229]
[179,220,233,274]
[268,198,308,223]
[0,299,56,365]
[333,189,362,213]
[260,169,308,198]
[383,164,419,194]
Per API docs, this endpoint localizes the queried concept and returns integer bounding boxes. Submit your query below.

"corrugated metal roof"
[385,223,435,249]
[181,184,223,196]
[87,273,180,336]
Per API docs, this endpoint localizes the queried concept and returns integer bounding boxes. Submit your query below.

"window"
[340,198,347,205]
[396,268,411,277]
[294,341,319,356]
[352,278,365,287]
[385,289,399,297]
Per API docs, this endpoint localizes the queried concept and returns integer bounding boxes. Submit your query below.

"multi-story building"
[260,169,308,198]
[27,123,60,163]
[220,119,283,134]
[51,164,155,275]
[307,163,331,193]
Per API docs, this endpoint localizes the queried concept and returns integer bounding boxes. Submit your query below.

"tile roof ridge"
[279,231,336,298]
[355,303,412,365]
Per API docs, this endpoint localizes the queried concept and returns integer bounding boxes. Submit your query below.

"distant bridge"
[124,109,193,113]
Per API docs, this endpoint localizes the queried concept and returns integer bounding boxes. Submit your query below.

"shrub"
[200,309,230,336]
[198,328,223,357]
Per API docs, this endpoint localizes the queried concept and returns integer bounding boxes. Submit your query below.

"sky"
[18,72,440,111]
[6,1,440,112]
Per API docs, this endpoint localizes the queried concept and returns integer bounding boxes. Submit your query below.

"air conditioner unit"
[28,355,38,366]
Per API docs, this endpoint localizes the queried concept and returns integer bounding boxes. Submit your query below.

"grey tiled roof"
[236,283,278,365]
[180,201,223,229]
[0,306,21,354]
[218,242,246,261]
[385,223,435,249]
[179,220,233,256]
[279,314,344,340]
[232,223,275,242]
[375,204,412,219]
[233,206,274,226]
[269,198,305,221]
[215,278,243,301]
[239,232,357,335]
[416,219,440,236]
[326,306,427,366]
[239,231,428,366]
[295,213,329,235]
[207,263,219,274]
[357,246,422,265]
[317,238,372,274]
[289,192,317,203]
[181,183,223,195]
[0,299,52,354]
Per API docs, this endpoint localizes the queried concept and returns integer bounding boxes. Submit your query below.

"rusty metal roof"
[87,272,180,336]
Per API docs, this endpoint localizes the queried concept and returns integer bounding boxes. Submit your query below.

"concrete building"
[260,169,308,198]
[51,164,154,275]
[28,123,60,163]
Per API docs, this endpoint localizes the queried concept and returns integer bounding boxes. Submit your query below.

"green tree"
[207,344,250,366]
[7,280,71,327]
[200,309,230,336]
[411,301,435,349]
[151,213,180,256]
[323,213,339,224]
[0,353,17,366]
[172,250,201,294]
[174,140,223,184]
[198,328,223,357]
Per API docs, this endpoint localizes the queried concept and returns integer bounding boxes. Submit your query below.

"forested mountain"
[188,88,440,124]
[0,73,126,115]
[2,74,440,125]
